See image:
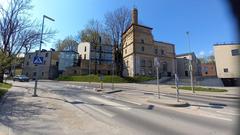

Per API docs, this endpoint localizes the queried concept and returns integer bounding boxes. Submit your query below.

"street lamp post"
[33,15,55,97]
[186,31,194,94]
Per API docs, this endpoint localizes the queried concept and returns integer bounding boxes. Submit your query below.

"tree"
[55,36,78,51]
[104,7,131,76]
[78,19,112,74]
[104,7,131,47]
[0,0,54,82]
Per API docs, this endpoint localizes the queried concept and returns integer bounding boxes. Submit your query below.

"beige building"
[214,43,240,86]
[122,8,176,77]
[176,52,201,77]
[22,50,59,79]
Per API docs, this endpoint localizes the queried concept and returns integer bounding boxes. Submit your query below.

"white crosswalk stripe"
[88,96,131,111]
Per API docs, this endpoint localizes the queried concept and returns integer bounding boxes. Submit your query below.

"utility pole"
[33,15,55,97]
[186,31,194,94]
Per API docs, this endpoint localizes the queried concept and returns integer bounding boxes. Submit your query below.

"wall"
[214,44,240,78]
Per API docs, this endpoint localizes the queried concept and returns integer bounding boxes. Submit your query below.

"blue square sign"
[33,56,44,64]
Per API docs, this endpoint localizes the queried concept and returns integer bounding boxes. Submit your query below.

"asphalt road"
[67,82,240,108]
[14,81,238,135]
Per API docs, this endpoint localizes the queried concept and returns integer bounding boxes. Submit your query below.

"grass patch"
[171,86,227,92]
[57,75,155,83]
[0,83,12,98]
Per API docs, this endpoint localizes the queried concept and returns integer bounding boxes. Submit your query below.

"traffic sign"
[154,57,160,67]
[33,56,44,64]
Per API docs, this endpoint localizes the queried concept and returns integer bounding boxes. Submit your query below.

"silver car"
[13,75,30,82]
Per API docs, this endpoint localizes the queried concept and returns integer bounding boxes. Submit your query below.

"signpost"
[154,57,160,99]
[33,15,55,97]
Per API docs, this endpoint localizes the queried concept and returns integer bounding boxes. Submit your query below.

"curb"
[148,100,190,107]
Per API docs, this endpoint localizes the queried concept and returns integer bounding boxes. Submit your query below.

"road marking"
[216,110,240,116]
[119,99,142,106]
[199,113,232,121]
[102,95,142,105]
[88,96,131,111]
[85,104,115,117]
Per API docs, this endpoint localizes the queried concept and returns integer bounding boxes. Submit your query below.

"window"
[161,50,165,55]
[26,62,29,65]
[231,49,239,56]
[148,60,152,67]
[84,54,86,59]
[141,39,144,44]
[28,55,31,59]
[155,49,158,54]
[33,72,36,76]
[224,68,228,72]
[126,60,128,67]
[140,59,145,67]
[45,53,48,57]
[125,49,127,54]
[42,72,44,76]
[84,46,87,52]
[44,61,46,64]
[141,46,144,52]
[163,62,167,72]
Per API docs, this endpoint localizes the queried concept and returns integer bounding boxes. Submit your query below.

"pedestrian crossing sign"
[33,56,44,64]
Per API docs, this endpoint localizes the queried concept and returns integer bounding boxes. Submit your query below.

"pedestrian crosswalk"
[88,96,131,111]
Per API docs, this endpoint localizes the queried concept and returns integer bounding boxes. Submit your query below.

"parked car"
[13,75,30,82]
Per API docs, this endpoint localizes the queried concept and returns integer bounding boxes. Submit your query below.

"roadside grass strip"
[0,83,12,97]
[171,86,227,92]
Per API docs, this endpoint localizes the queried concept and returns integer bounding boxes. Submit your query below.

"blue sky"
[28,0,238,56]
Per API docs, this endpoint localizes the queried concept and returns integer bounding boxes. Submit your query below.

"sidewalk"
[0,86,122,135]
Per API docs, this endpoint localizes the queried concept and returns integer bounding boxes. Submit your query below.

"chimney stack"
[132,8,138,24]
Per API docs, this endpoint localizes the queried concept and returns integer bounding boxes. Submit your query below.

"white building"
[214,43,240,86]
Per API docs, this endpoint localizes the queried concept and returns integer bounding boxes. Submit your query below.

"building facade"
[23,50,79,79]
[201,63,217,77]
[214,43,240,86]
[122,8,176,77]
[22,50,59,79]
[176,52,201,77]
[58,51,79,73]
[78,42,113,75]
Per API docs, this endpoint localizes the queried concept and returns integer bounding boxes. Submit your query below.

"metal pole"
[157,67,160,99]
[89,48,91,84]
[190,61,194,93]
[33,15,54,97]
[33,16,45,97]
[186,32,194,94]
[112,61,114,90]
[175,73,179,102]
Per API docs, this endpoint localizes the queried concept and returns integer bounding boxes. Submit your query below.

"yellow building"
[122,8,176,77]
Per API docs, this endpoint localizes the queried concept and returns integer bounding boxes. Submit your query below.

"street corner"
[147,97,190,107]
